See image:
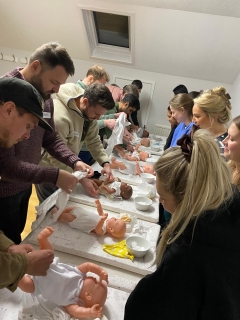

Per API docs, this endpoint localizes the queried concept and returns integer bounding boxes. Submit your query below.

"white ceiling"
[0,0,240,84]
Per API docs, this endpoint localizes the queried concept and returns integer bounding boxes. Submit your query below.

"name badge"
[43,112,51,119]
[74,131,79,137]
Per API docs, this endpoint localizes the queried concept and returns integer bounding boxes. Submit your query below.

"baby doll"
[51,199,127,238]
[92,177,133,200]
[115,144,150,162]
[18,227,108,319]
[135,161,155,175]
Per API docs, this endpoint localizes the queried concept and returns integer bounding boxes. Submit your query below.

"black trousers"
[0,186,32,244]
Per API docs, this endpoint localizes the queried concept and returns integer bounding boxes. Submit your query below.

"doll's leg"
[91,178,103,187]
[18,275,35,293]
[37,227,54,251]
[51,206,76,222]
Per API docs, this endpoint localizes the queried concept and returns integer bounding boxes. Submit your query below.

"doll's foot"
[37,227,54,242]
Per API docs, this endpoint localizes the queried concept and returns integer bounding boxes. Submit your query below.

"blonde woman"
[223,115,240,191]
[193,86,231,142]
[124,129,240,320]
[169,93,194,146]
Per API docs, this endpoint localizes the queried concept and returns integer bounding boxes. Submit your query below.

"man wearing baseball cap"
[0,78,53,148]
[0,77,54,292]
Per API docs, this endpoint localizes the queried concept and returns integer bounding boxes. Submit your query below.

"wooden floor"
[21,185,39,240]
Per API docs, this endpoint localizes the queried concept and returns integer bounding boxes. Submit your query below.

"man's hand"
[7,243,34,255]
[115,112,127,119]
[101,163,113,182]
[56,169,79,194]
[80,177,99,197]
[26,250,54,276]
[74,161,94,177]
[104,119,117,130]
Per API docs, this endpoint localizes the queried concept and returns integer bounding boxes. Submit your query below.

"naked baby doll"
[18,227,108,319]
[51,199,127,238]
[92,177,133,200]
[115,144,150,162]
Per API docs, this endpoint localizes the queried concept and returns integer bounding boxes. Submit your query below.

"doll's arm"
[77,262,108,283]
[94,213,108,236]
[125,154,138,161]
[95,199,105,216]
[65,304,103,319]
[135,161,142,175]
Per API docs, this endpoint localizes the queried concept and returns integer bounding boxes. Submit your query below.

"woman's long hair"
[155,129,233,263]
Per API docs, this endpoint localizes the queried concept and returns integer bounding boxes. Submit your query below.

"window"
[79,6,134,65]
[93,12,129,48]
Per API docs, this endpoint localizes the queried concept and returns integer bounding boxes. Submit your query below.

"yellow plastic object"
[102,240,134,261]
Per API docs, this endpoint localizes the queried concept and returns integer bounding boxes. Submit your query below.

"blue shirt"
[170,122,194,147]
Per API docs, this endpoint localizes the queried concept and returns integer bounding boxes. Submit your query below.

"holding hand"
[56,169,79,194]
[74,161,94,177]
[26,249,54,276]
[7,243,34,254]
[101,163,114,182]
[104,119,117,130]
[80,177,99,197]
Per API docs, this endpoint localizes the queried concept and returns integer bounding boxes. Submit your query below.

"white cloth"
[68,207,106,234]
[108,181,121,196]
[105,113,128,156]
[32,257,86,306]
[131,151,140,160]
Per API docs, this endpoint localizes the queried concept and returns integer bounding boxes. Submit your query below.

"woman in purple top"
[169,93,194,147]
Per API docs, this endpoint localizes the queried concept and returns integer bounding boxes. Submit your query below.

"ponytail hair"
[155,129,233,263]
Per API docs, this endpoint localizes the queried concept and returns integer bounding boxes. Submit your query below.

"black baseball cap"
[0,77,53,131]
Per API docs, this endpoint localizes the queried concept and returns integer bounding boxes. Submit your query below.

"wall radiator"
[153,124,171,137]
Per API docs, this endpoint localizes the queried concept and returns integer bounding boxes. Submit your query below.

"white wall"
[230,72,240,119]
[0,46,233,133]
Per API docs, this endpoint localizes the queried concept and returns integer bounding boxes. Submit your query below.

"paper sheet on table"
[105,113,130,156]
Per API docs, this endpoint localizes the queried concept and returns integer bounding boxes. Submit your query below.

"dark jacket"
[124,189,240,320]
[164,124,178,150]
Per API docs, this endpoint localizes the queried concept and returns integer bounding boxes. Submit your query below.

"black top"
[164,124,178,150]
[130,110,139,126]
[124,189,240,320]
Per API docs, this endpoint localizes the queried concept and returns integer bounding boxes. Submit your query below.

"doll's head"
[106,217,126,238]
[139,151,150,161]
[141,138,150,147]
[142,129,149,138]
[142,163,155,174]
[80,276,108,308]
[120,182,133,200]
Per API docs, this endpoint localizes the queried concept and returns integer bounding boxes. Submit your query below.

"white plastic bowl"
[140,173,155,184]
[153,135,162,141]
[126,235,151,258]
[150,144,161,152]
[134,196,153,211]
[145,157,158,165]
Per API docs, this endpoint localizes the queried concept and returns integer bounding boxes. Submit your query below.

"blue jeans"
[79,150,94,166]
